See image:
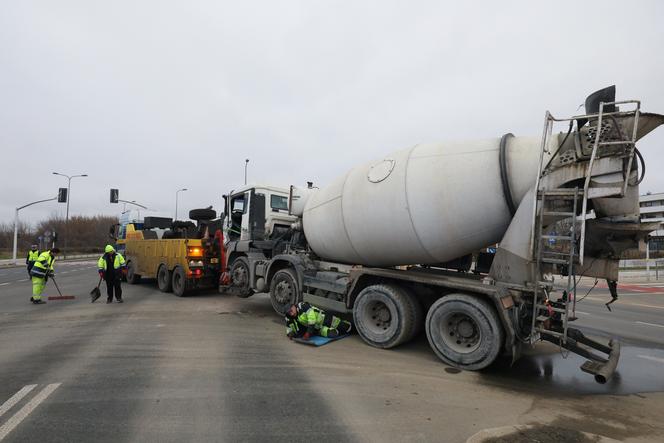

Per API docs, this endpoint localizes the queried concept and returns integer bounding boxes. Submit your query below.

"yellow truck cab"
[112,209,223,296]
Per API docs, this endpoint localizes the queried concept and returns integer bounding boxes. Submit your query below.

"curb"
[467,424,620,443]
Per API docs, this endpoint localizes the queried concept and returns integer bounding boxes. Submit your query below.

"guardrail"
[619,259,664,281]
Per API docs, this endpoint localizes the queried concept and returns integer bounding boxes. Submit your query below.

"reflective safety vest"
[27,250,40,262]
[286,303,342,337]
[97,252,126,271]
[31,251,55,278]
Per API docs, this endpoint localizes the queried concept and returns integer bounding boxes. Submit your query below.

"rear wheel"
[425,293,504,371]
[172,266,186,297]
[269,268,299,315]
[353,284,418,349]
[126,261,141,285]
[229,257,253,298]
[157,264,172,292]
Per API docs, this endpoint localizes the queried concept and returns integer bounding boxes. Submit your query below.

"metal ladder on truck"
[528,101,640,381]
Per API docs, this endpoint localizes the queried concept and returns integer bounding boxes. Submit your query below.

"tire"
[425,293,504,371]
[403,287,424,342]
[189,208,216,221]
[157,264,172,293]
[229,257,254,298]
[172,266,187,297]
[269,268,299,315]
[353,284,418,349]
[126,261,141,285]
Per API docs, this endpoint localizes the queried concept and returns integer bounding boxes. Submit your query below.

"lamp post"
[175,188,187,220]
[52,172,88,258]
[12,196,58,264]
[244,158,249,185]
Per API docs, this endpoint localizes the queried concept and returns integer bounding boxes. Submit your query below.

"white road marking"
[575,311,590,316]
[637,355,664,364]
[0,283,9,286]
[17,279,27,282]
[635,321,664,329]
[0,383,61,441]
[0,385,37,418]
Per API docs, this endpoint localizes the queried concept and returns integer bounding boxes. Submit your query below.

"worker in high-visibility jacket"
[97,245,127,303]
[26,244,40,277]
[285,302,352,340]
[29,247,60,304]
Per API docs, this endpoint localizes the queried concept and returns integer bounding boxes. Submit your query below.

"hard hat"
[105,244,115,253]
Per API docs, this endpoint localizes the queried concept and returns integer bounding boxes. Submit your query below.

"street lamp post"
[12,196,58,264]
[244,159,249,185]
[52,172,88,259]
[175,188,188,220]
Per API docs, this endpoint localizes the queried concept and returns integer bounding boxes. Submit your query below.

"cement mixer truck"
[220,86,663,383]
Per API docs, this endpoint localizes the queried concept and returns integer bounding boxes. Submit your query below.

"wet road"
[0,262,663,442]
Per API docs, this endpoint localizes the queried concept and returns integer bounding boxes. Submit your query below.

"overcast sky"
[1,0,663,226]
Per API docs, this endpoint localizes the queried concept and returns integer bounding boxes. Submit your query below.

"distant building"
[640,192,664,253]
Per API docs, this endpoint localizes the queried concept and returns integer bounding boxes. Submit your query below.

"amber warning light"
[187,247,203,258]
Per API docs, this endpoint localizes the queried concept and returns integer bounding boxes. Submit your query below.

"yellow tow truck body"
[118,215,221,296]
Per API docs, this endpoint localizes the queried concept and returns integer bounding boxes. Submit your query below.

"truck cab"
[224,184,296,245]
[221,185,298,297]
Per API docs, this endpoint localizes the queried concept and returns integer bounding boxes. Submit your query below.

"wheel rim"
[439,312,481,353]
[274,278,294,305]
[173,272,182,290]
[360,299,393,334]
[232,263,248,288]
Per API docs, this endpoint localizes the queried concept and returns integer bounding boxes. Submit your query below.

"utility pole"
[52,172,88,259]
[244,159,249,185]
[175,188,187,220]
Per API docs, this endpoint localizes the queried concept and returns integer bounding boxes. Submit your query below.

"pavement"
[0,263,663,442]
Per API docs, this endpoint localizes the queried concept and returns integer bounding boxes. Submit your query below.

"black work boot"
[116,298,123,303]
[106,299,113,304]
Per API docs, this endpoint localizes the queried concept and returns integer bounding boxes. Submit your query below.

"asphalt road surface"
[1,261,663,442]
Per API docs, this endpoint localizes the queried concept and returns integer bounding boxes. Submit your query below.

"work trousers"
[31,276,46,300]
[105,278,122,301]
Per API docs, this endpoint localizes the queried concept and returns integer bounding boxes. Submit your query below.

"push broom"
[47,275,76,301]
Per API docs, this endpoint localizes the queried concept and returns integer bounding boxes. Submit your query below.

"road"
[0,262,663,442]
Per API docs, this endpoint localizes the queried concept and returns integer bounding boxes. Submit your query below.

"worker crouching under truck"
[285,302,352,340]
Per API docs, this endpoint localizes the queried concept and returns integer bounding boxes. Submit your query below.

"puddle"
[481,344,664,395]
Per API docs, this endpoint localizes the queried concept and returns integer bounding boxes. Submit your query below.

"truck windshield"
[270,195,288,211]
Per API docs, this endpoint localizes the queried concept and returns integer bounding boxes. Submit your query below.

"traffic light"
[110,189,119,203]
[58,188,68,203]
